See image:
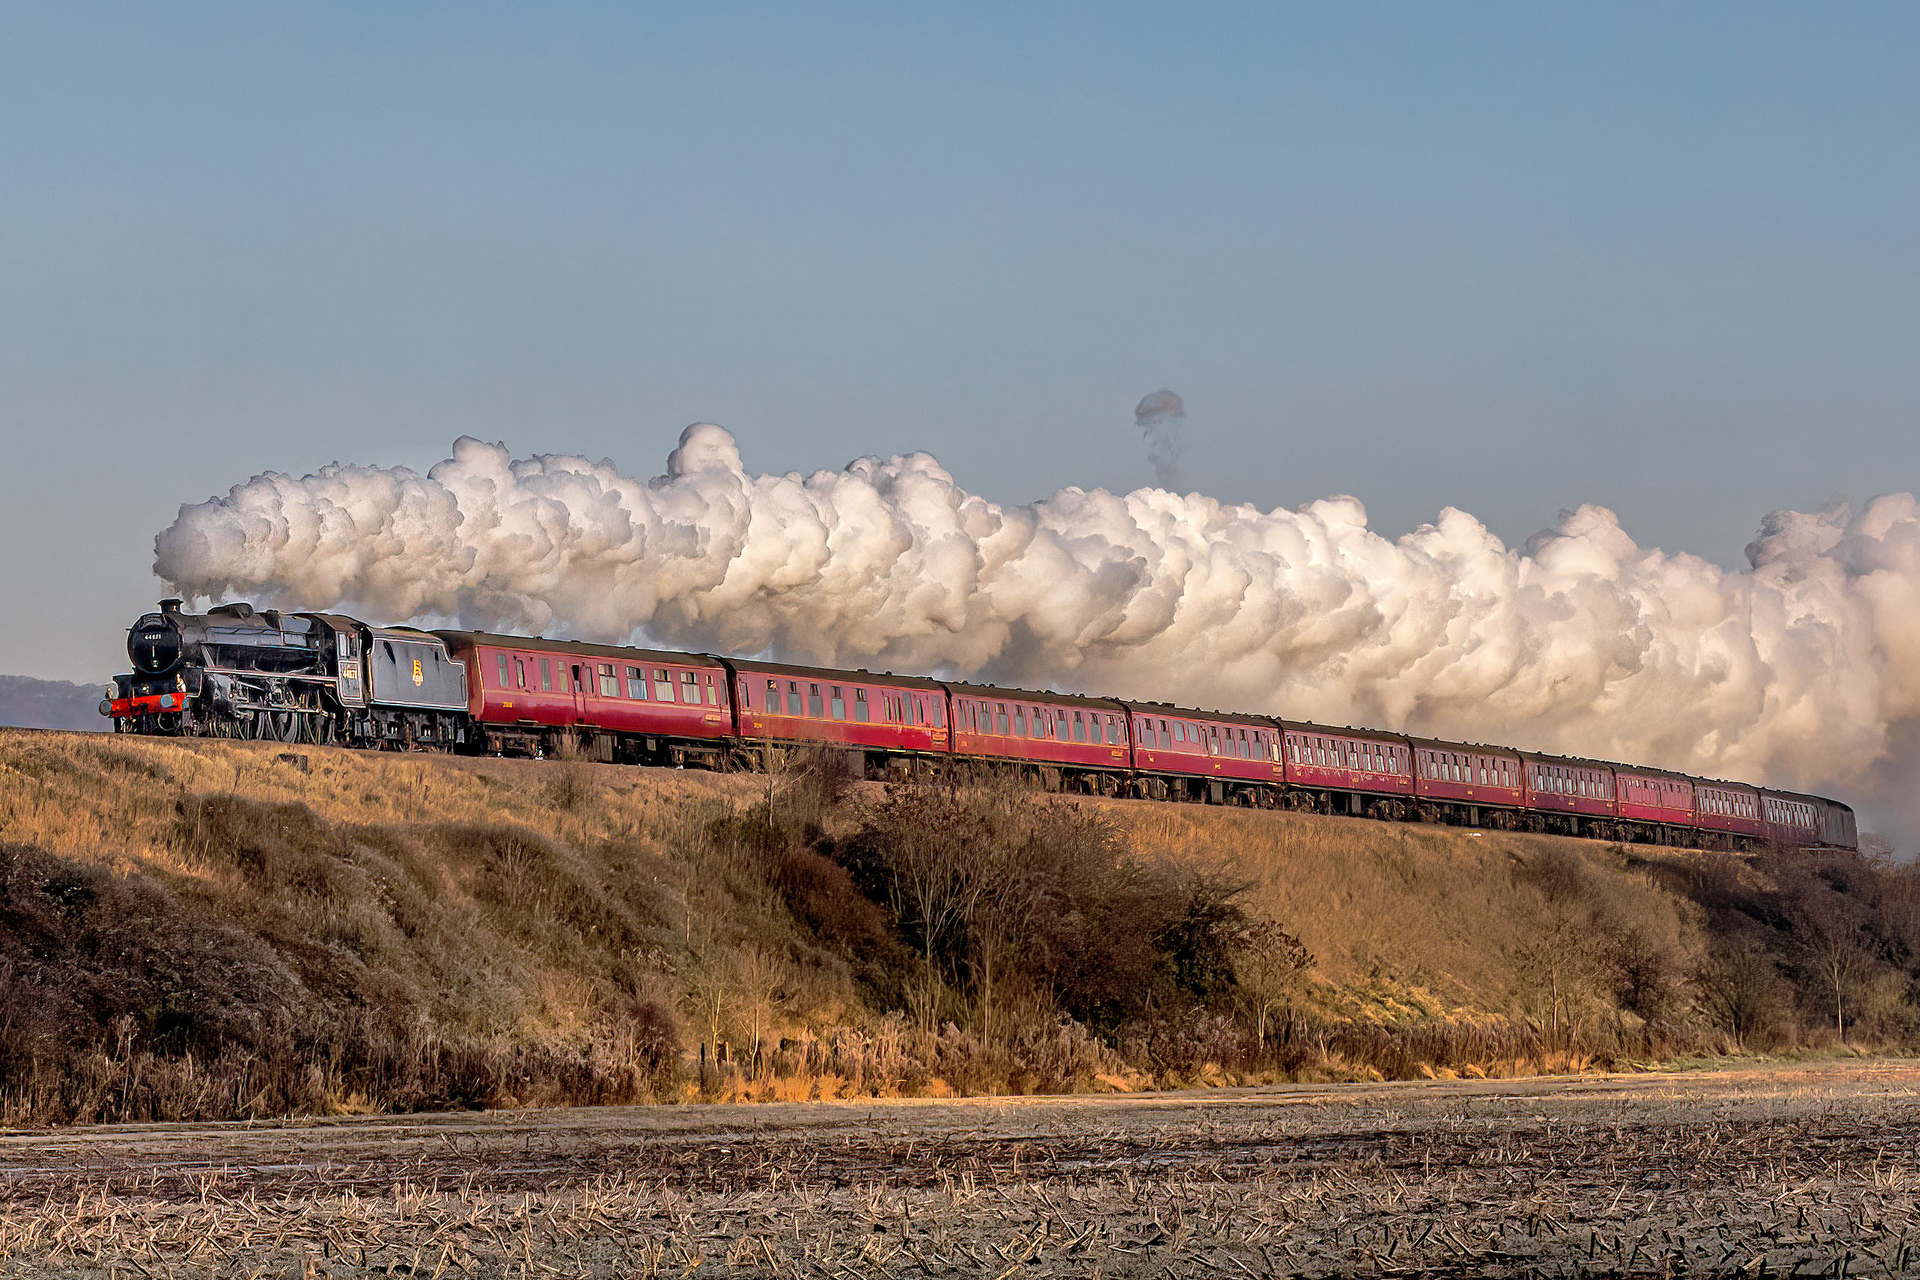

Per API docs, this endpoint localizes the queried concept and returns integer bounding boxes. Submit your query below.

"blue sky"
[2,3,1916,681]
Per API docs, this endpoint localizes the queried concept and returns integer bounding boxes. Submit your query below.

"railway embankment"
[0,727,1912,1126]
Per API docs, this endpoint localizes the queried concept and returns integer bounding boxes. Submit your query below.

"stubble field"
[1,1058,1916,1278]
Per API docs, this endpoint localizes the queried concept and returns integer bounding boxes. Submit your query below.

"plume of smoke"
[154,425,1920,836]
[1135,388,1186,488]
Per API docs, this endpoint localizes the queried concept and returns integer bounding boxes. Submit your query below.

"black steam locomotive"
[106,599,468,748]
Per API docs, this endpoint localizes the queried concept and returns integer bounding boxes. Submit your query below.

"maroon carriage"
[1761,790,1827,848]
[727,659,949,768]
[440,631,730,764]
[1614,768,1696,838]
[1120,702,1284,804]
[1518,751,1617,836]
[950,683,1128,789]
[1407,737,1523,824]
[1278,722,1414,815]
[1692,778,1764,847]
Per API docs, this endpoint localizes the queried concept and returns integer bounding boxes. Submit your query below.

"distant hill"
[0,675,108,732]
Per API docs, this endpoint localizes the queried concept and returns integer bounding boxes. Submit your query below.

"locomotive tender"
[105,599,1857,852]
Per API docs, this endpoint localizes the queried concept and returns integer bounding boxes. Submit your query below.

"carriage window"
[512,657,525,689]
[1069,711,1084,742]
[930,699,945,727]
[540,658,552,690]
[628,666,647,699]
[598,664,619,697]
[989,704,1003,734]
[830,687,846,720]
[807,684,824,717]
[855,689,870,722]
[651,669,672,701]
[496,654,510,687]
[1010,706,1026,737]
[683,671,700,702]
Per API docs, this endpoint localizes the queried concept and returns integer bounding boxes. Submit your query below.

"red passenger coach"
[1761,792,1826,848]
[1408,738,1523,824]
[728,660,948,769]
[1615,769,1697,838]
[1694,780,1764,847]
[439,632,730,764]
[1126,702,1283,804]
[950,683,1127,790]
[1282,723,1413,815]
[1519,753,1617,836]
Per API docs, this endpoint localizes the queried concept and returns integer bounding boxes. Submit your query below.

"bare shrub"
[837,782,1255,1033]
[1236,918,1313,1047]
[1694,935,1794,1050]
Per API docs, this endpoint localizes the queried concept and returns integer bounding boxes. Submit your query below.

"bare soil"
[1,1058,1916,1277]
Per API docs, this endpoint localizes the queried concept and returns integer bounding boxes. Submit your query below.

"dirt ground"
[1,1058,1917,1278]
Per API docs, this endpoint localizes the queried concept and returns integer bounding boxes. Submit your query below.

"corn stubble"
[0,1061,1917,1276]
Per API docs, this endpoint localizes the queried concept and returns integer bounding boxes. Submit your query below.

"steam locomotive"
[105,599,1858,852]
[112,599,466,748]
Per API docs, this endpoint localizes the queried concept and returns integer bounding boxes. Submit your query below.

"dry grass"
[0,728,1911,1127]
[1097,799,1699,1023]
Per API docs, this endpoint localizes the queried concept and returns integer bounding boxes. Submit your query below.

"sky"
[2,2,1917,688]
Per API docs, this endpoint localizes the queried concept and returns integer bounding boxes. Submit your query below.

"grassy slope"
[1097,799,1697,1023]
[0,728,1811,1119]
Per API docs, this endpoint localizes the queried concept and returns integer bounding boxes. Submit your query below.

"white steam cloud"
[155,424,1920,833]
[1134,388,1186,488]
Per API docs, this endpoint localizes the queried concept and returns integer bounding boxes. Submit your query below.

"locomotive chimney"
[159,598,183,615]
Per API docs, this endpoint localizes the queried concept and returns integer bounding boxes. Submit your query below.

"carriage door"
[569,663,588,725]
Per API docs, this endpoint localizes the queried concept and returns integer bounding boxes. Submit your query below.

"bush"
[835,782,1255,1031]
